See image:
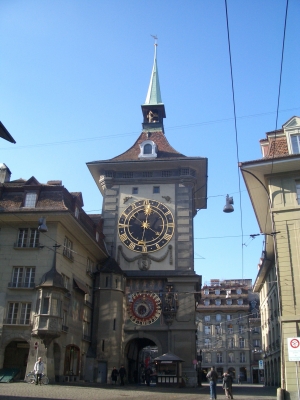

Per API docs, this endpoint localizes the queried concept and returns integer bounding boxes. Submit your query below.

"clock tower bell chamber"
[87,42,208,386]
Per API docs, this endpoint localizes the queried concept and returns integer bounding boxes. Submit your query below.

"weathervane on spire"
[151,34,158,46]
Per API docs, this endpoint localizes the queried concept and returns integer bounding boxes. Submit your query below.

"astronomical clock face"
[128,291,162,325]
[118,199,175,253]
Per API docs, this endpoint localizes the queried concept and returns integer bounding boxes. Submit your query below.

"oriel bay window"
[36,293,61,316]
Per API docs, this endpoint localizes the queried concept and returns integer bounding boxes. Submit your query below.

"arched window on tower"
[138,140,157,159]
[144,144,152,154]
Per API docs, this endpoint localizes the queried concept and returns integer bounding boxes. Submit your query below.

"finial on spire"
[151,34,158,47]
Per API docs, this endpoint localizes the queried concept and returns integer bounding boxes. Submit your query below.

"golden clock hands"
[147,226,162,235]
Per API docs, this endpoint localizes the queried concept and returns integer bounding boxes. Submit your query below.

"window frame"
[17,228,40,248]
[216,352,223,363]
[24,192,37,208]
[290,133,300,154]
[240,352,246,362]
[296,181,300,205]
[6,302,31,325]
[11,266,35,288]
[204,325,211,335]
[63,237,74,260]
[138,140,158,159]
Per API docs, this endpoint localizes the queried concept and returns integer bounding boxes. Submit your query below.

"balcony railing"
[8,282,35,289]
[197,304,249,309]
[14,242,40,249]
[3,318,31,325]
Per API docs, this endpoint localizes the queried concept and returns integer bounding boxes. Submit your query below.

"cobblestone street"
[0,382,277,400]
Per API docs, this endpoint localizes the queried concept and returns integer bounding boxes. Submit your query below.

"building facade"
[0,168,108,382]
[0,44,208,386]
[240,116,300,400]
[87,43,208,386]
[196,279,261,383]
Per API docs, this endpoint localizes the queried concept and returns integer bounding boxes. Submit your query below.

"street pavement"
[0,382,277,400]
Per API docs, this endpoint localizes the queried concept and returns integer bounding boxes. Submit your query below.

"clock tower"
[87,43,207,386]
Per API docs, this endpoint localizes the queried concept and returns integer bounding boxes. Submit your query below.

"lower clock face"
[118,199,175,253]
[128,292,162,325]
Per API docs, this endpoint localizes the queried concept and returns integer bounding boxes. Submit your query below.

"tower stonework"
[87,44,208,386]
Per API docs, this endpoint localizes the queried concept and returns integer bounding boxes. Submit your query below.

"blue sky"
[0,0,299,284]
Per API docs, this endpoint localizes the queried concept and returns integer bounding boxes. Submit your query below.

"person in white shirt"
[34,357,45,385]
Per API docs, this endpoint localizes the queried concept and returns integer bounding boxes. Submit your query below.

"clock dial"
[118,199,175,253]
[128,291,162,325]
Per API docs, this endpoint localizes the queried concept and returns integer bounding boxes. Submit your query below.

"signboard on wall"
[287,338,300,361]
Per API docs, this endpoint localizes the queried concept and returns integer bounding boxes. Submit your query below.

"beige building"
[196,279,261,383]
[0,166,108,382]
[240,116,300,400]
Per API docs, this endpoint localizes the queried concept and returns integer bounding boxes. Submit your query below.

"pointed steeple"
[141,38,166,132]
[144,42,162,105]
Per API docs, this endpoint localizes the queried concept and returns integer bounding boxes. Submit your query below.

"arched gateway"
[125,338,160,384]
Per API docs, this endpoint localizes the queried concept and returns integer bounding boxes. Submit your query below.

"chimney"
[0,163,11,183]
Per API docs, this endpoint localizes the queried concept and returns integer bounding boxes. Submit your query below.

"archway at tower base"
[126,338,158,384]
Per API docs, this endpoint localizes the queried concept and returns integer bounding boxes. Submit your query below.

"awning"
[73,278,88,294]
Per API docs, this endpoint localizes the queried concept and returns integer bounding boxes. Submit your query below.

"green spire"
[144,42,163,105]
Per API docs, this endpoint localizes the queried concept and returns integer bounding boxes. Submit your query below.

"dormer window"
[291,134,300,154]
[75,207,79,219]
[24,192,37,208]
[284,117,300,154]
[138,140,157,159]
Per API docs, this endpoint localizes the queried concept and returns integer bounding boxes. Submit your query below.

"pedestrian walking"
[119,365,126,386]
[206,366,218,400]
[111,367,118,384]
[222,370,233,399]
[145,366,153,386]
[33,357,45,385]
[237,373,242,384]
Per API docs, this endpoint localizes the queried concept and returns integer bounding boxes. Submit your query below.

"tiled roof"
[0,179,106,251]
[110,130,185,161]
[266,137,289,157]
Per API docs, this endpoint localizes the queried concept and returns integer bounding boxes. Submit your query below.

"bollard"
[276,387,284,400]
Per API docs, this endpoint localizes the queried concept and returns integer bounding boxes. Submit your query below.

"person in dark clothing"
[145,366,153,386]
[119,365,126,386]
[206,366,218,400]
[223,370,233,399]
[111,367,118,385]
